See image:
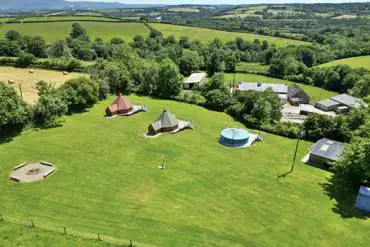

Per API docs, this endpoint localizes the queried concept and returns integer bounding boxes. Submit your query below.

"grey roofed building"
[150,109,179,132]
[329,94,361,108]
[307,138,346,168]
[238,82,288,94]
[184,73,207,89]
[287,85,310,105]
[315,98,341,111]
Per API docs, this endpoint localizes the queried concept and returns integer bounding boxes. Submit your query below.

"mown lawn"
[0,22,149,43]
[0,95,368,247]
[319,55,370,70]
[225,73,337,101]
[151,23,310,47]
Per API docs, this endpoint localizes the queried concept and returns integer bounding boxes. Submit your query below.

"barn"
[287,85,310,105]
[148,109,179,135]
[355,186,370,213]
[105,94,133,116]
[307,138,346,169]
[184,73,207,89]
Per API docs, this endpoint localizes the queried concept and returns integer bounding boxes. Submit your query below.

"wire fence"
[0,213,147,247]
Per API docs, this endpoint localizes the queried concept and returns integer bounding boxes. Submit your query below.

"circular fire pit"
[9,162,56,183]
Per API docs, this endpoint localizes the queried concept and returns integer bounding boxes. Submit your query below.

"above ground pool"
[220,128,249,147]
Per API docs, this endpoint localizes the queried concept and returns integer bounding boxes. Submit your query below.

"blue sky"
[68,0,367,4]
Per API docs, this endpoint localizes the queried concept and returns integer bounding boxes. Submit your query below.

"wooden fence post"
[63,226,67,235]
[30,220,35,228]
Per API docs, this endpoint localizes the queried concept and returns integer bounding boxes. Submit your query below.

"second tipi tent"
[105,94,133,116]
[148,108,179,135]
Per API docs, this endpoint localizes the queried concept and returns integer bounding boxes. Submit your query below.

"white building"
[184,73,207,90]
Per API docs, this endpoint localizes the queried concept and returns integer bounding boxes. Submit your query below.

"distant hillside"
[0,0,126,11]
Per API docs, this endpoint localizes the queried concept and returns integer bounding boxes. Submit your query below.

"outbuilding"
[287,85,310,105]
[355,186,370,213]
[184,73,207,89]
[316,94,362,113]
[148,109,179,135]
[306,138,346,169]
[238,82,288,104]
[105,94,133,116]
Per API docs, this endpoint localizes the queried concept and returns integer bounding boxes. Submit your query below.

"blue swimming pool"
[220,128,249,147]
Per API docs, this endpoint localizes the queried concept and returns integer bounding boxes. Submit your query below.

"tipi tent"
[148,109,179,135]
[355,186,370,212]
[105,94,133,116]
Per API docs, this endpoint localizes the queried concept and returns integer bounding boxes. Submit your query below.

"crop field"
[332,14,357,19]
[151,23,310,47]
[0,95,369,247]
[0,22,149,43]
[225,73,337,101]
[167,7,200,13]
[0,66,84,104]
[319,55,370,70]
[20,16,120,22]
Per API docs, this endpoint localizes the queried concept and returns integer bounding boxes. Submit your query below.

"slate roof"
[330,94,360,108]
[310,138,346,161]
[106,94,133,113]
[316,99,341,107]
[288,85,309,99]
[239,82,288,94]
[150,109,179,131]
[185,73,207,84]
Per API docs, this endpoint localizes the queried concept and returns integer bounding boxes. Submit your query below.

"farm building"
[355,186,370,213]
[238,82,288,103]
[306,138,346,169]
[148,108,179,135]
[184,73,207,89]
[287,85,310,105]
[316,94,362,113]
[105,94,133,116]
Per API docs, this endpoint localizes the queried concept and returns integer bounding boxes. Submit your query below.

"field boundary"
[0,214,154,247]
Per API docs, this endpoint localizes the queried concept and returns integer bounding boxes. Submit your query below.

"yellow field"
[167,7,200,13]
[0,67,84,104]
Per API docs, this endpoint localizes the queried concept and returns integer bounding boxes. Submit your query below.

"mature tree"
[33,82,68,127]
[16,53,35,68]
[0,40,20,57]
[178,50,203,76]
[155,58,183,98]
[350,77,370,98]
[135,60,160,95]
[110,37,124,45]
[204,45,225,76]
[48,40,71,58]
[92,38,107,58]
[251,98,273,125]
[224,51,238,73]
[179,36,191,49]
[70,23,87,39]
[27,36,47,58]
[333,138,370,189]
[5,30,21,41]
[0,82,29,135]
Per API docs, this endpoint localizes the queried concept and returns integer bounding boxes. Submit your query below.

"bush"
[173,91,206,105]
[16,53,35,68]
[33,93,68,128]
[59,77,100,113]
[0,82,30,136]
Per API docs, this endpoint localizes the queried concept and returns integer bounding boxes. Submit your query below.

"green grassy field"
[319,55,370,70]
[235,62,270,74]
[0,222,120,247]
[151,23,310,47]
[0,95,369,247]
[167,7,200,13]
[20,16,120,22]
[225,73,337,101]
[0,22,149,43]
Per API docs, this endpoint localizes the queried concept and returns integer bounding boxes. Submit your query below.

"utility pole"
[290,131,304,173]
[18,84,23,100]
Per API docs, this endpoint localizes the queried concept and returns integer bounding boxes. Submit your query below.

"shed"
[184,73,207,89]
[330,94,360,109]
[355,186,370,213]
[307,138,346,169]
[315,99,341,112]
[238,82,288,103]
[148,109,179,135]
[105,94,133,116]
[288,85,310,105]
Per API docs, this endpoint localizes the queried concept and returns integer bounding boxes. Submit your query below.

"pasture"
[20,16,120,22]
[167,7,200,13]
[0,95,368,247]
[235,62,269,74]
[319,55,370,70]
[225,73,337,101]
[0,66,84,104]
[0,22,149,43]
[151,23,310,47]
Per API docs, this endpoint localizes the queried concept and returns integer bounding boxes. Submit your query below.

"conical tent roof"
[150,109,179,131]
[107,94,133,113]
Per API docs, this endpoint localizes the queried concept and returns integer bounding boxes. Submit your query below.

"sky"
[68,0,367,4]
